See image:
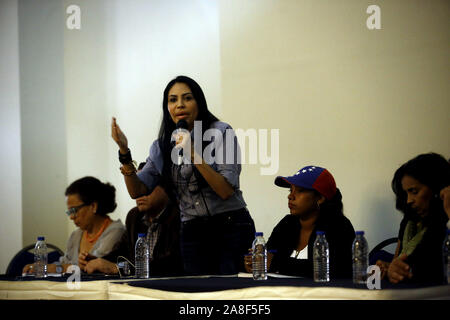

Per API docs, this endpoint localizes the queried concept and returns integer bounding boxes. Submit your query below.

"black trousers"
[180,207,256,275]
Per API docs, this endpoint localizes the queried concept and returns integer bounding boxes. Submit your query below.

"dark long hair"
[158,75,218,143]
[392,152,450,223]
[315,188,345,225]
[65,176,117,216]
[157,76,219,197]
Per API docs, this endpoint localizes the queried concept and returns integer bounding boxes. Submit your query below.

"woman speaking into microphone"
[111,75,255,275]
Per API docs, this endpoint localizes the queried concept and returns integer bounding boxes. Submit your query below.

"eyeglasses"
[65,204,88,217]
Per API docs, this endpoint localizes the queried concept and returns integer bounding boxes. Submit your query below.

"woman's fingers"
[388,255,413,283]
[85,261,95,274]
[111,117,118,139]
[389,271,402,283]
[78,252,89,268]
[389,267,411,282]
[136,195,150,205]
[111,117,128,150]
[375,260,389,279]
[136,197,145,206]
[395,254,412,276]
[244,254,252,273]
[136,199,151,211]
[23,264,33,274]
[173,131,190,149]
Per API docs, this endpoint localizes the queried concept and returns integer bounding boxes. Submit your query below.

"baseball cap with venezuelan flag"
[274,165,337,200]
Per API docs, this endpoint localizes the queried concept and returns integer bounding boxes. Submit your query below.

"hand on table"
[78,251,96,271]
[84,258,118,275]
[375,260,390,280]
[387,253,413,283]
[22,263,57,274]
[22,263,34,274]
[243,249,274,273]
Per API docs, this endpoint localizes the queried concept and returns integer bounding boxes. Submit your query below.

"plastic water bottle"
[352,231,369,284]
[252,232,267,280]
[444,229,450,284]
[313,231,329,282]
[135,233,149,278]
[34,236,48,278]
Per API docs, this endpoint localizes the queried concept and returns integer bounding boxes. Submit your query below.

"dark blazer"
[267,214,355,279]
[103,202,183,277]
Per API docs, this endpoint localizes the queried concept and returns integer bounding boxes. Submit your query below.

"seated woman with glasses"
[23,176,125,274]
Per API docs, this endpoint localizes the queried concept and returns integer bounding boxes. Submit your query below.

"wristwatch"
[55,262,63,274]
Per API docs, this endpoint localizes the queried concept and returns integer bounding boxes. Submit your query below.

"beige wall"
[1,0,449,273]
[18,0,68,254]
[64,0,112,236]
[219,0,450,247]
[0,0,23,274]
[63,0,223,236]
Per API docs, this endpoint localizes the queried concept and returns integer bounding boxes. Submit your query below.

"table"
[0,274,449,300]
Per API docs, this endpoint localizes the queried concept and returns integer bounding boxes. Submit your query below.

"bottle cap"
[138,233,146,238]
[37,236,45,241]
[316,231,325,235]
[355,231,365,235]
[255,232,263,237]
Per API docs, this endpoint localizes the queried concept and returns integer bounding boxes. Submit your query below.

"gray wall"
[0,0,23,274]
[18,0,68,251]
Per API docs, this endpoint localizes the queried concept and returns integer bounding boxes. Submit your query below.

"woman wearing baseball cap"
[245,165,355,279]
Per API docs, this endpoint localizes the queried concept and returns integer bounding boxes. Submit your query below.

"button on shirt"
[137,121,247,222]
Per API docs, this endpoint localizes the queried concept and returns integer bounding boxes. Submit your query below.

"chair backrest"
[368,237,398,265]
[6,243,65,276]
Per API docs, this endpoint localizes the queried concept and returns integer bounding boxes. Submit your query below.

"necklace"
[84,218,112,244]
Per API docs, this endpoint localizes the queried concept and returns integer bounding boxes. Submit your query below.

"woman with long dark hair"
[244,165,355,279]
[111,76,255,275]
[379,153,450,284]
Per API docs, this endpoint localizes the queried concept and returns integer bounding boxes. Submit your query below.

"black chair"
[6,243,64,276]
[368,237,398,265]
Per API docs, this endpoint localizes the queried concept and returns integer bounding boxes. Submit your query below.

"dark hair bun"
[65,176,117,216]
[97,182,117,215]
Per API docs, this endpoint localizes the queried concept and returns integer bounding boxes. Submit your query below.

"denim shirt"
[137,121,247,222]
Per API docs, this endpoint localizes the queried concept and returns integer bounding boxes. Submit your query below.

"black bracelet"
[118,149,132,164]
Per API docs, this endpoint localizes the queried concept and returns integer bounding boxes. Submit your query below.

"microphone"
[176,119,188,130]
[175,119,188,165]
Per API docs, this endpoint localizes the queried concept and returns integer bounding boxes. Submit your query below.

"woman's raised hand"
[111,117,129,153]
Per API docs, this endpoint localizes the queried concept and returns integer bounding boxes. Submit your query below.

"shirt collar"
[142,207,165,227]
